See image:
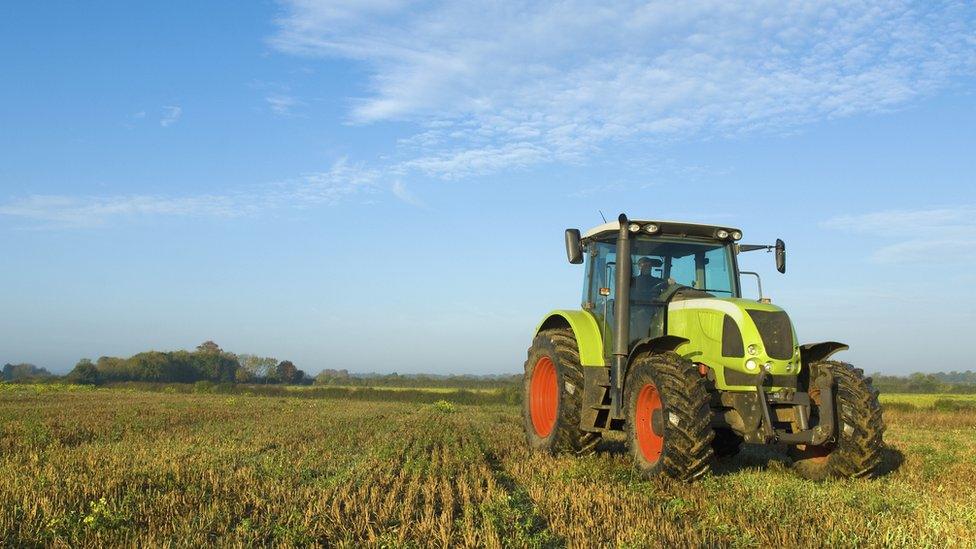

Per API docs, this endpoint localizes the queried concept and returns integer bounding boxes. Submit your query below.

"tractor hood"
[667,296,800,391]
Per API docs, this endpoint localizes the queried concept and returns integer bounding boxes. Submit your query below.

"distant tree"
[237,354,278,383]
[96,356,133,382]
[276,360,300,385]
[234,367,254,383]
[1,363,53,381]
[127,351,177,382]
[190,351,239,382]
[165,350,198,382]
[196,340,222,354]
[67,359,100,385]
[314,368,352,385]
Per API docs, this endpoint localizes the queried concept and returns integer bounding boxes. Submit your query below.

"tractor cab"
[576,220,741,352]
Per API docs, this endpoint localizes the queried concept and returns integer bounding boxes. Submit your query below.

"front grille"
[747,310,794,359]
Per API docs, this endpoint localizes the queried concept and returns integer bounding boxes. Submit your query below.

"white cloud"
[271,1,976,178]
[822,206,976,236]
[396,142,549,179]
[822,206,976,263]
[160,105,182,127]
[391,180,425,207]
[0,160,378,228]
[266,93,302,116]
[0,194,239,228]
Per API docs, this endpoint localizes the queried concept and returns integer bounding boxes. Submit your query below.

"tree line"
[4,352,976,394]
[1,363,54,382]
[61,341,309,385]
[311,369,521,389]
[869,371,976,394]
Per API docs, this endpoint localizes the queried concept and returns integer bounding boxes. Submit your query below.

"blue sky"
[1,1,974,375]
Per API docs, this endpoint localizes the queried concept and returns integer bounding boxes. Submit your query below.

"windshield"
[583,236,738,351]
[584,237,738,305]
[631,237,737,298]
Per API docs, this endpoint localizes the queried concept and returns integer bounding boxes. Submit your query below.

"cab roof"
[582,219,742,241]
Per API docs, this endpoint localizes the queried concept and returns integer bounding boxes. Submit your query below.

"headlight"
[747,344,759,356]
[745,359,759,372]
[644,223,659,234]
[764,362,773,372]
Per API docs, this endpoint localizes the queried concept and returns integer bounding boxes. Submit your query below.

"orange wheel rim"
[530,356,558,437]
[635,383,664,464]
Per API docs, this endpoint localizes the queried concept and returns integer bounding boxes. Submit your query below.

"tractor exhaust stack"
[611,213,632,417]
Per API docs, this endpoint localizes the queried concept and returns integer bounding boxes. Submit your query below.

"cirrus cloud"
[271,0,976,179]
[822,205,976,264]
[0,160,379,229]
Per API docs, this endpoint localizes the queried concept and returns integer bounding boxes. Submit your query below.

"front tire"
[790,361,885,480]
[522,328,600,455]
[624,351,714,481]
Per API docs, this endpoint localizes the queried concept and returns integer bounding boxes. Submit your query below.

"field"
[1,385,975,546]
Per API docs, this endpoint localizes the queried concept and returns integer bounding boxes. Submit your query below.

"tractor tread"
[791,360,885,481]
[522,328,601,456]
[624,351,714,481]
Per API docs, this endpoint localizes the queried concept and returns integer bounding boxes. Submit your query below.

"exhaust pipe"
[611,213,632,417]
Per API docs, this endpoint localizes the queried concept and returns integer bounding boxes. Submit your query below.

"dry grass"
[1,385,974,547]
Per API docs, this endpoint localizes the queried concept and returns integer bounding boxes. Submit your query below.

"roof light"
[628,223,641,232]
[731,231,742,241]
[644,223,659,234]
[716,229,730,239]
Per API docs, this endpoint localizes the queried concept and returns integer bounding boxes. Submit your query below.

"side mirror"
[775,238,786,273]
[565,229,583,264]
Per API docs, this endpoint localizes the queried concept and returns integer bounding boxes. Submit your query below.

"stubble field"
[1,385,974,547]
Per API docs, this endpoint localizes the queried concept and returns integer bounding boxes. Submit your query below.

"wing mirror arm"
[738,239,787,274]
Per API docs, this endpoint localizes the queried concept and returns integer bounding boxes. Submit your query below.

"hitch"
[754,369,836,445]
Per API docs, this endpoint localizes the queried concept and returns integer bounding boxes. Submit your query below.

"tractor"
[523,214,884,481]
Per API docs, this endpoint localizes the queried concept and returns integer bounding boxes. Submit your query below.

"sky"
[1,1,975,376]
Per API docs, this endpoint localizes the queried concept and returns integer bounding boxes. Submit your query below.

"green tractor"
[523,214,884,481]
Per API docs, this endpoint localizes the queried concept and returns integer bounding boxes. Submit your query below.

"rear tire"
[790,361,885,480]
[624,351,714,481]
[522,328,600,455]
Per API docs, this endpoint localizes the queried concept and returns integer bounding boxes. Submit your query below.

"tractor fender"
[628,335,690,364]
[799,341,849,364]
[535,310,605,367]
[623,335,690,383]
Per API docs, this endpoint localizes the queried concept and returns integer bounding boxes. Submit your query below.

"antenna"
[598,210,607,223]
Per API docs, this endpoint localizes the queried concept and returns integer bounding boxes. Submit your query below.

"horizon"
[2,2,975,376]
